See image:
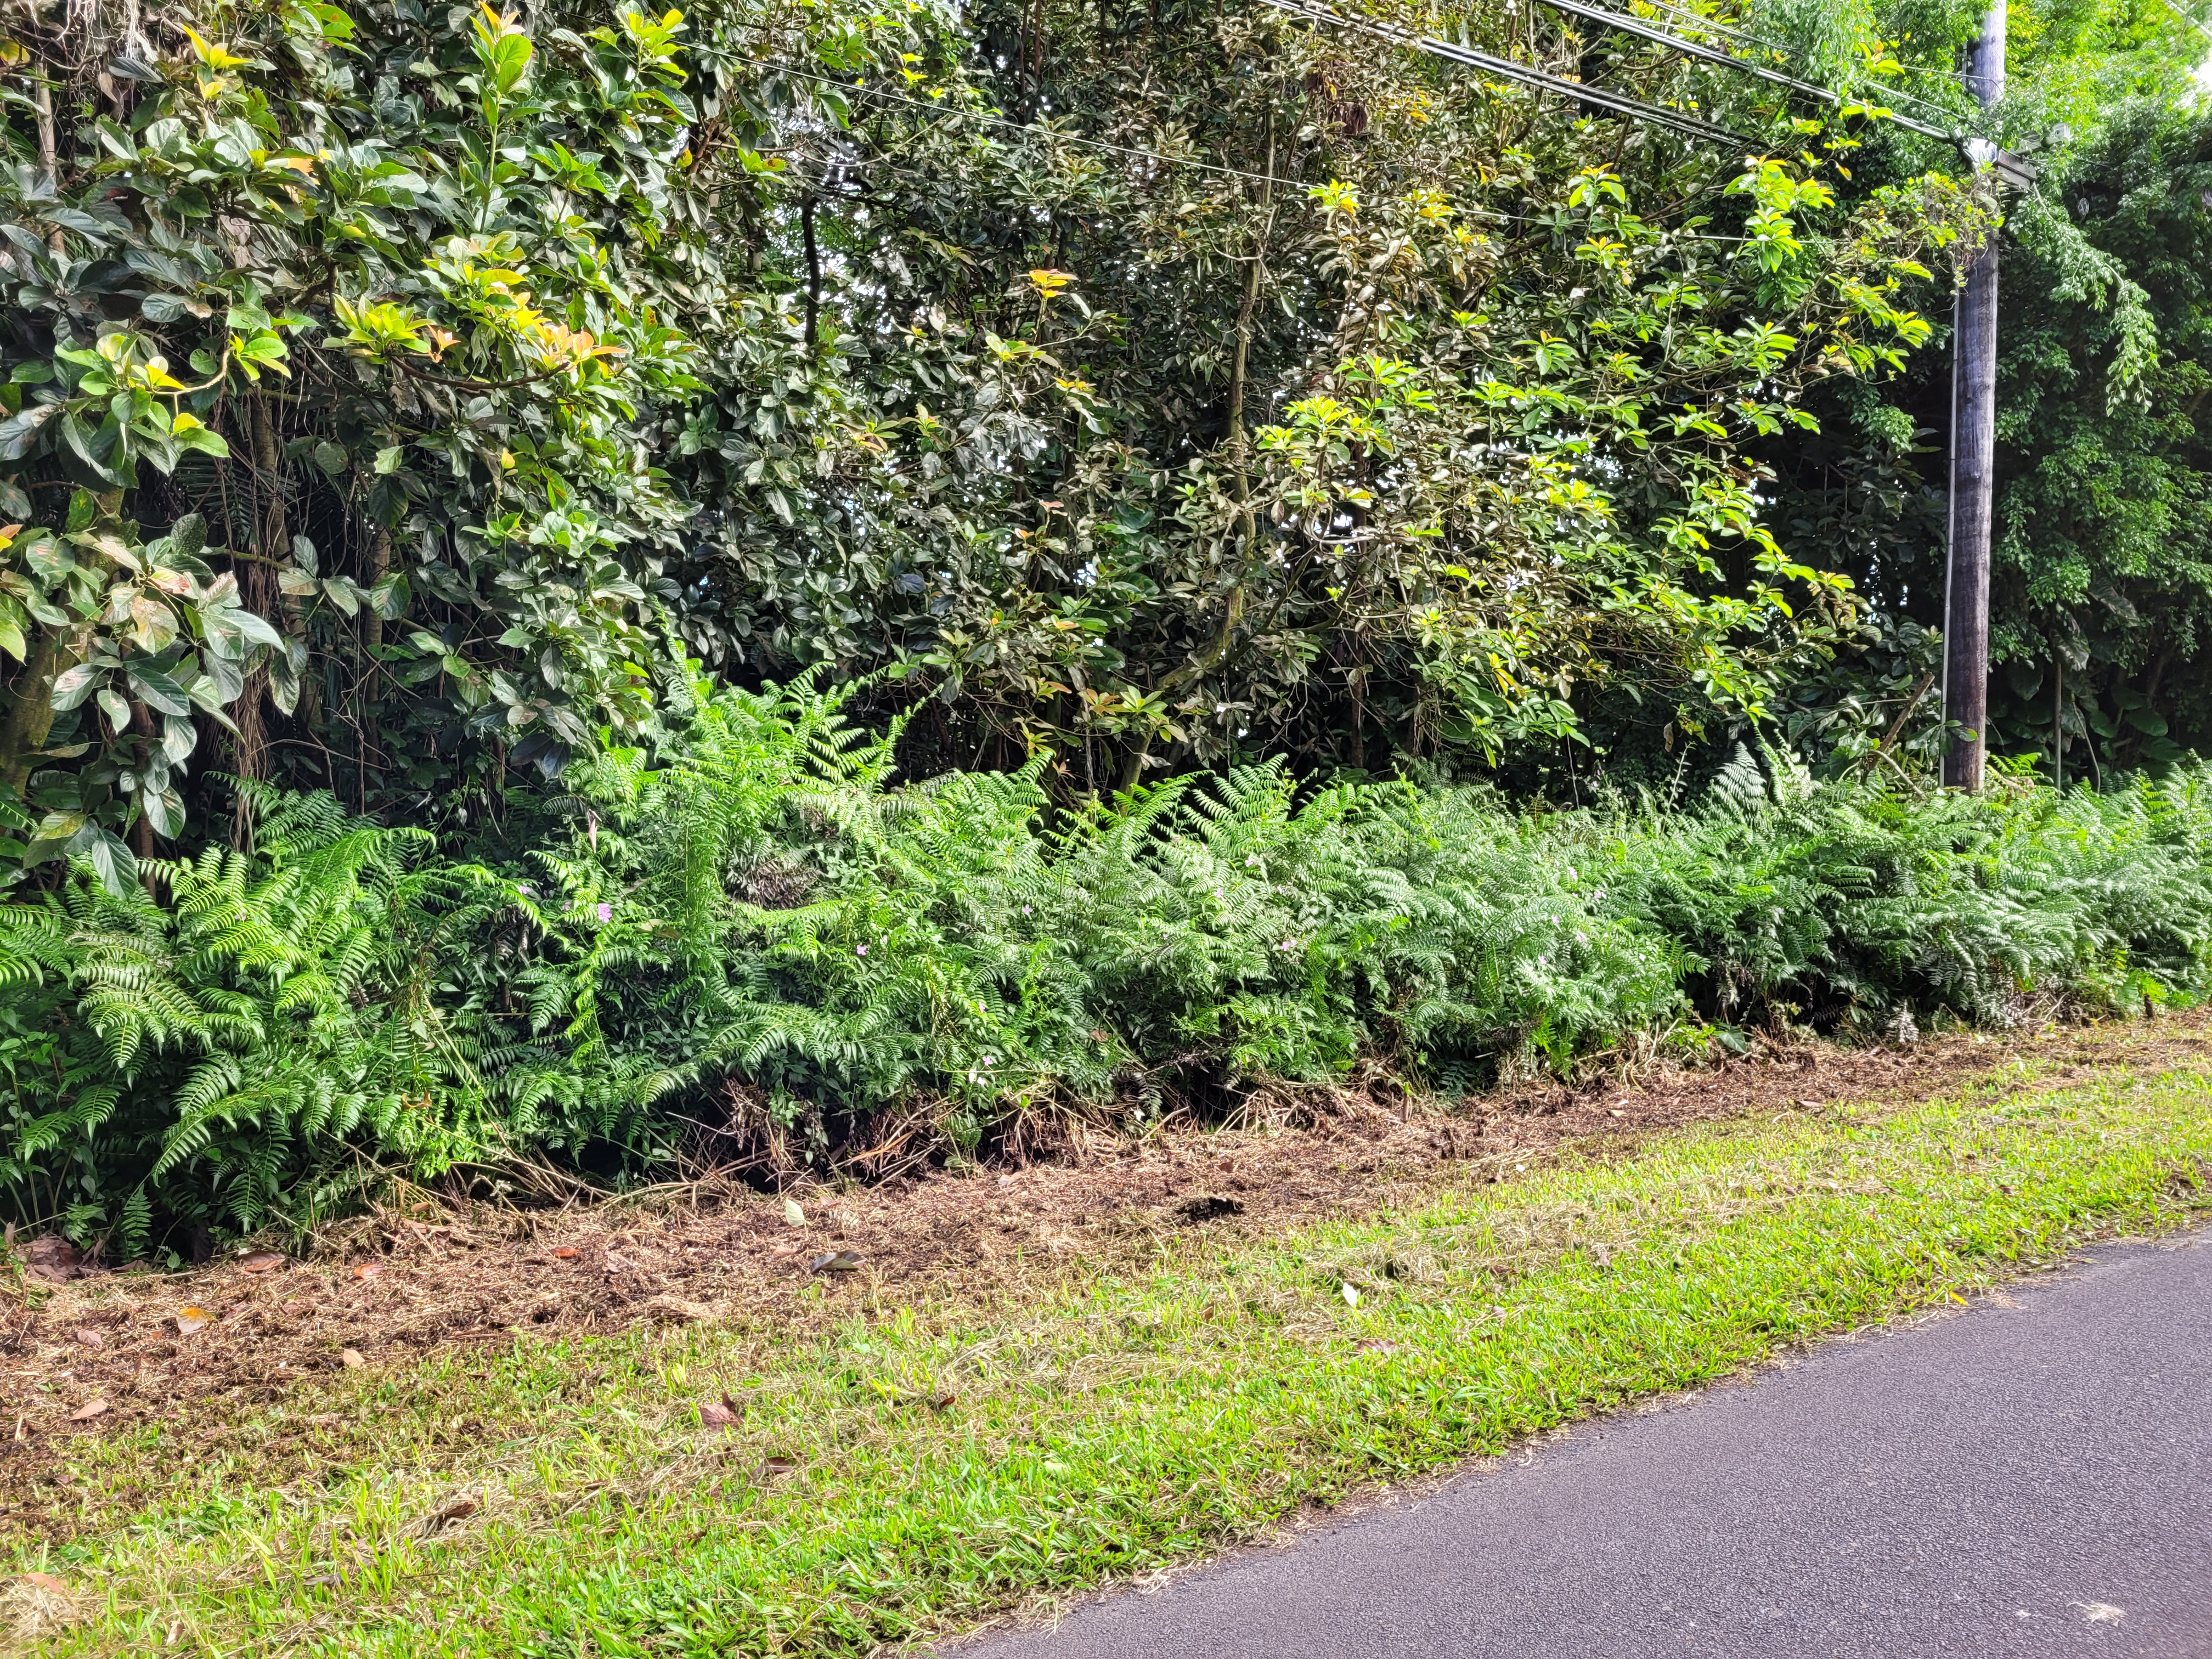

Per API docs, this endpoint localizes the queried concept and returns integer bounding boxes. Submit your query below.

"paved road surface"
[959,1237,2212,1658]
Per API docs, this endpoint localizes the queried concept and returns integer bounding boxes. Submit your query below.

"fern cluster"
[10,683,2212,1252]
[485,682,2212,1165]
[1609,748,2212,1031]
[2,786,511,1250]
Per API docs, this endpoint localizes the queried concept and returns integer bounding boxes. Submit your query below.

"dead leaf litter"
[1,1015,2204,1536]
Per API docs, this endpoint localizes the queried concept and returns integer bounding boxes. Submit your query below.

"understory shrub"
[7,677,2212,1251]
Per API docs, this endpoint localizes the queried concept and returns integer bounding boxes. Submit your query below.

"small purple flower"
[517,883,534,897]
[981,1055,995,1068]
[856,944,868,956]
[595,902,612,923]
[1022,905,1032,916]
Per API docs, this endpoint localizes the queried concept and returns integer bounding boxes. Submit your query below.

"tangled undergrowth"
[6,670,2212,1254]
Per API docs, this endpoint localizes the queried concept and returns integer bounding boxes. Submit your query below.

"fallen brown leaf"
[760,1455,801,1476]
[69,1400,108,1422]
[927,1389,958,1412]
[239,1251,285,1274]
[427,1494,478,1525]
[351,1261,385,1282]
[22,1235,94,1285]
[697,1393,742,1430]
[72,1328,104,1351]
[339,1348,365,1369]
[21,1571,68,1595]
[172,1306,213,1336]
[551,1245,579,1260]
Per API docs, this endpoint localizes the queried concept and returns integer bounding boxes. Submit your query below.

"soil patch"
[5,1013,2208,1534]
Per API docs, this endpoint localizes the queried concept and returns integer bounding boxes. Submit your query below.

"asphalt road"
[960,1237,2212,1658]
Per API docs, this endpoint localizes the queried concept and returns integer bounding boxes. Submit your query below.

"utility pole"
[1942,0,2006,791]
[1280,0,2025,792]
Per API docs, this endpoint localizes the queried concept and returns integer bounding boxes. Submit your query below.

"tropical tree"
[1759,0,2210,782]
[0,0,1991,889]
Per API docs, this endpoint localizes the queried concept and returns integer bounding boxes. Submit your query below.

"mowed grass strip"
[16,1060,2212,1657]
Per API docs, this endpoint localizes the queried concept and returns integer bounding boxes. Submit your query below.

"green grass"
[15,1058,2212,1657]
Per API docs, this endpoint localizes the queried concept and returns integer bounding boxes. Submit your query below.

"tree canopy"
[1764,0,2211,783]
[0,0,2046,883]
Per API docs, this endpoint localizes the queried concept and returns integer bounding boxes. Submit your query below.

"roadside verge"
[8,1025,2212,1655]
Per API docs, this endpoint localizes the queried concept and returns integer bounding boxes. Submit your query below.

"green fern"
[2,782,512,1246]
[16,676,2212,1248]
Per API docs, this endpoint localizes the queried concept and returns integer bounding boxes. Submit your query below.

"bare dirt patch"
[5,1013,2208,1533]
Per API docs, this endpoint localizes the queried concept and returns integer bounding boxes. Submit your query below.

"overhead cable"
[1613,0,1963,126]
[735,52,1284,185]
[743,49,1763,229]
[1260,0,1747,142]
[2153,0,2212,42]
[1530,0,1955,138]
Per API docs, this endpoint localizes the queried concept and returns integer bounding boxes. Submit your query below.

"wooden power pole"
[1942,0,2006,791]
[1283,0,2025,793]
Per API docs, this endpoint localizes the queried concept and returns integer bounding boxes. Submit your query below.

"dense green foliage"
[1765,0,2212,782]
[10,682,2212,1248]
[0,0,2007,877]
[1983,103,2212,770]
[1,0,2208,1249]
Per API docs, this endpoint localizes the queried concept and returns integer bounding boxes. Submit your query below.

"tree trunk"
[802,195,821,355]
[1941,0,2005,793]
[0,627,72,797]
[32,80,64,257]
[1224,116,1272,552]
[232,396,312,835]
[363,527,392,657]
[1115,110,1277,794]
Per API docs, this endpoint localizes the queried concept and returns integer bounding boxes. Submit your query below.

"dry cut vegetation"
[9,1038,2210,1655]
[8,1011,2209,1556]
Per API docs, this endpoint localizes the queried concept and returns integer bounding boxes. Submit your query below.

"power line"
[1273,0,1976,162]
[744,0,2013,213]
[1612,0,1963,126]
[1532,0,1956,138]
[740,36,1848,250]
[2153,0,2212,43]
[1545,0,1837,101]
[1260,0,1747,141]
[741,46,1763,242]
[1614,0,1766,53]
